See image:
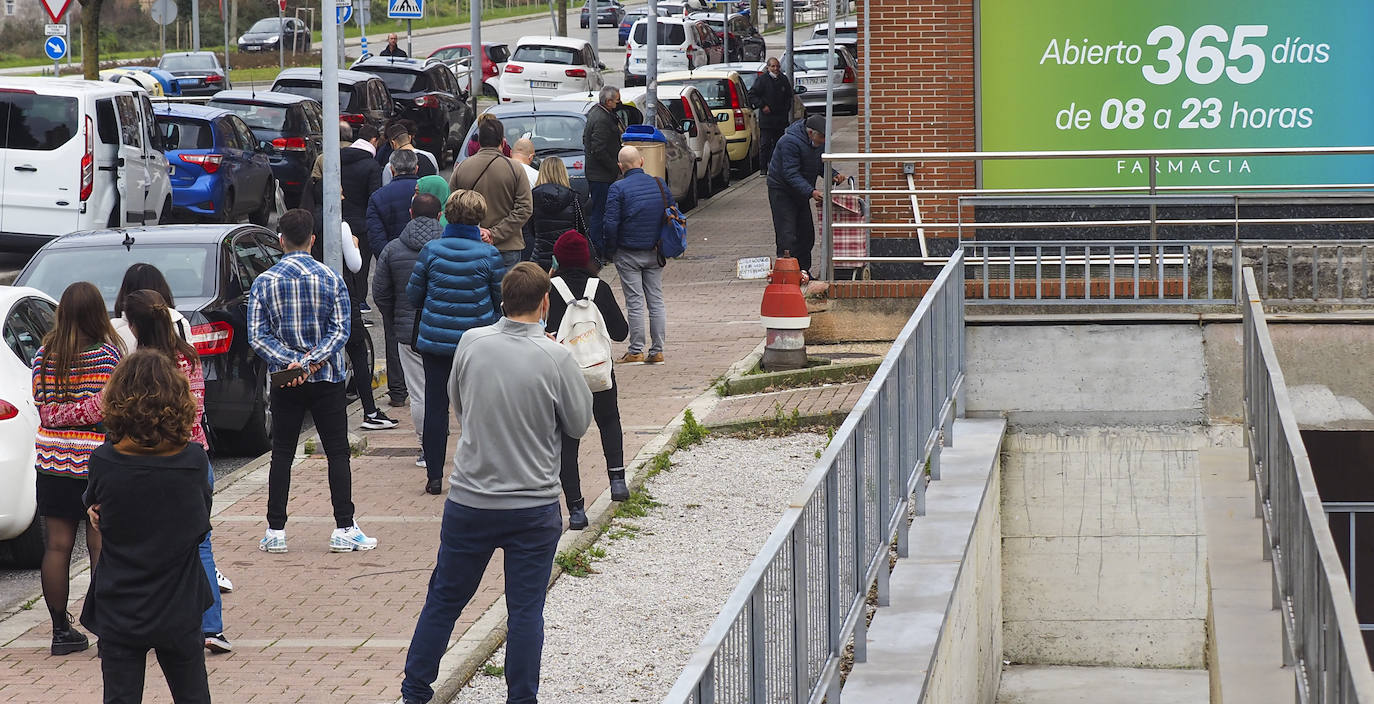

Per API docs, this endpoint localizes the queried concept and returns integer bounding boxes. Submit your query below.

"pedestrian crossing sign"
[387,0,421,19]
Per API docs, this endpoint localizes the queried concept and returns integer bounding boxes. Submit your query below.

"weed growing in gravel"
[614,489,662,519]
[772,402,802,431]
[675,409,710,449]
[648,452,672,477]
[303,438,317,455]
[480,663,504,677]
[555,544,608,577]
[606,525,641,541]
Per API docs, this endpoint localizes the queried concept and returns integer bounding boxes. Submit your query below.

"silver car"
[791,42,858,115]
[717,61,808,123]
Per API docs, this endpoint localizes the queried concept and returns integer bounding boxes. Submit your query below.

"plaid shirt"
[248,251,351,383]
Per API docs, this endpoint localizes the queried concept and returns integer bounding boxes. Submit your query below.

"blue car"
[153,104,276,225]
[127,67,184,96]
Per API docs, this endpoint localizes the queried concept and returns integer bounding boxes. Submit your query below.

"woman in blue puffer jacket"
[406,189,506,495]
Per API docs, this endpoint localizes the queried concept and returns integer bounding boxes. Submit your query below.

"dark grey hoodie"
[373,215,443,344]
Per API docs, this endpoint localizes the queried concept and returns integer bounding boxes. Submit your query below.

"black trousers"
[560,375,624,504]
[346,305,378,417]
[382,319,407,403]
[99,630,209,704]
[267,380,354,530]
[759,126,784,174]
[421,352,454,482]
[769,186,815,275]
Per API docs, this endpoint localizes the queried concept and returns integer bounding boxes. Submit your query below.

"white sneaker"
[259,529,287,554]
[330,523,378,552]
[415,455,426,468]
[215,568,234,593]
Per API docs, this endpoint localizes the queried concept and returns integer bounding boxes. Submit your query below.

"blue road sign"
[44,35,66,61]
[387,0,421,20]
[336,4,352,23]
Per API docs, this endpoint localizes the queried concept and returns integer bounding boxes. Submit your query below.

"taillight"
[727,79,741,109]
[414,95,439,108]
[505,64,524,74]
[271,136,308,151]
[341,113,365,124]
[190,321,233,356]
[681,97,692,119]
[842,66,855,84]
[686,45,695,53]
[205,74,223,84]
[565,68,587,78]
[483,60,498,80]
[0,399,18,421]
[80,115,93,201]
[180,153,223,174]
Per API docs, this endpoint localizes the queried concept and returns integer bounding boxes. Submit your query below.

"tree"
[79,0,105,79]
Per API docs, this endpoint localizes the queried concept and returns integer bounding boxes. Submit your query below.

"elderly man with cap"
[766,114,846,281]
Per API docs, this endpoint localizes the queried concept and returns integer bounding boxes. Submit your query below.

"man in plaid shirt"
[248,209,379,555]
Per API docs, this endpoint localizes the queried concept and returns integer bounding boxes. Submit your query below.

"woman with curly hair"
[81,348,214,703]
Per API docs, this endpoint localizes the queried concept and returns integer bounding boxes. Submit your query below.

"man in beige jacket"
[449,115,534,268]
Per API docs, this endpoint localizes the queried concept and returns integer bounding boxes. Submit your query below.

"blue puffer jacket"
[603,168,674,253]
[365,174,420,254]
[767,118,825,201]
[405,223,505,357]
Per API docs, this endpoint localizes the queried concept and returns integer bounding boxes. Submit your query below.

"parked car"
[0,78,173,252]
[624,17,722,86]
[618,5,670,46]
[122,66,183,96]
[238,17,311,53]
[0,285,56,567]
[658,69,759,173]
[351,56,473,165]
[688,12,766,62]
[153,104,276,224]
[498,36,605,103]
[207,90,323,209]
[717,60,808,123]
[428,42,510,98]
[547,92,703,210]
[270,68,397,139]
[811,20,859,57]
[157,52,230,96]
[581,0,625,28]
[99,68,166,96]
[15,225,373,455]
[792,43,858,115]
[623,84,728,197]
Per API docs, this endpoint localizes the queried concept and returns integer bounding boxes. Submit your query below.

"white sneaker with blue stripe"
[330,523,378,552]
[259,529,287,554]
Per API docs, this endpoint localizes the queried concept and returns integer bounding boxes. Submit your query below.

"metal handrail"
[1242,267,1374,702]
[824,145,1374,162]
[663,252,966,704]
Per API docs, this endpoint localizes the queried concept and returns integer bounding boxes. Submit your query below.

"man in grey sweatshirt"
[401,262,593,704]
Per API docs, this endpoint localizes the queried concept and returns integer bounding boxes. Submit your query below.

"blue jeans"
[199,465,221,635]
[402,500,562,704]
[587,180,612,253]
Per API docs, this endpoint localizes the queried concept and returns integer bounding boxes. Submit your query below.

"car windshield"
[431,46,469,61]
[369,69,424,93]
[207,101,288,131]
[632,22,686,45]
[160,54,217,71]
[736,69,762,90]
[248,18,282,32]
[495,114,585,152]
[511,44,579,65]
[156,117,215,150]
[22,244,218,308]
[274,81,352,111]
[3,94,78,151]
[662,78,730,109]
[794,50,842,72]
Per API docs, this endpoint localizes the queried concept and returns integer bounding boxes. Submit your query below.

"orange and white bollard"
[760,257,810,370]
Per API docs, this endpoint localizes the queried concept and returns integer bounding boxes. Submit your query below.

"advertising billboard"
[978,0,1374,189]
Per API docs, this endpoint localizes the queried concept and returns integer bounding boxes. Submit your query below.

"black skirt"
[35,472,89,520]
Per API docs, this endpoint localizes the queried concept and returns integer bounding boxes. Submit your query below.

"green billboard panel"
[978,0,1374,188]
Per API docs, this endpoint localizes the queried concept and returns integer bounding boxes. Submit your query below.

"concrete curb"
[716,358,880,396]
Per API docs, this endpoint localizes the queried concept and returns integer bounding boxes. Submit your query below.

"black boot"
[567,498,588,530]
[608,469,629,502]
[50,611,89,656]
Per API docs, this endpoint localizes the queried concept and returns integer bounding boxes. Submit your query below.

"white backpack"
[551,277,614,392]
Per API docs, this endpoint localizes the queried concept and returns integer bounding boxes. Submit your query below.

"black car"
[270,68,397,141]
[689,12,767,62]
[208,90,324,209]
[350,56,473,165]
[158,52,231,97]
[238,17,311,53]
[14,225,373,455]
[581,0,625,28]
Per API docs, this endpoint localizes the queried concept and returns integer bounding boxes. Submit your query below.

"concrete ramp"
[997,665,1208,703]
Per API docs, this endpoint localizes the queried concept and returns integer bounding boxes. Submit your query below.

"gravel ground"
[451,432,828,704]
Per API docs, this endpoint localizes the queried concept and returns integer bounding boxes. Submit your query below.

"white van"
[624,17,720,86]
[0,78,172,251]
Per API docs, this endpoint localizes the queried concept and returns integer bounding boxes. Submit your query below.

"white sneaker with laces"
[259,529,287,554]
[215,568,233,593]
[415,455,426,468]
[330,523,378,552]
[360,411,399,431]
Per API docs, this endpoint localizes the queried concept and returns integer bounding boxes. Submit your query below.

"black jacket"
[80,442,213,644]
[531,183,589,269]
[582,103,623,184]
[374,216,443,344]
[545,269,628,342]
[749,70,794,130]
[341,147,383,235]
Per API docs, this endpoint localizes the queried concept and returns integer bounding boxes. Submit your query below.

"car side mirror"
[258,139,273,153]
[598,61,607,70]
[794,84,807,94]
[680,119,696,136]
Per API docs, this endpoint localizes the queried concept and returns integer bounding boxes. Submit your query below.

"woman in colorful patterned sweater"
[32,281,122,656]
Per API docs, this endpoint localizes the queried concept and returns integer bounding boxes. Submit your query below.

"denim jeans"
[614,248,666,355]
[198,465,221,635]
[402,501,562,704]
[587,180,612,252]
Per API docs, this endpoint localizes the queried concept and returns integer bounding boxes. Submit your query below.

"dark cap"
[804,115,827,136]
[385,122,410,142]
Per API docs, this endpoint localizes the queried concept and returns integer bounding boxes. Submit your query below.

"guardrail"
[1242,267,1374,702]
[663,251,965,704]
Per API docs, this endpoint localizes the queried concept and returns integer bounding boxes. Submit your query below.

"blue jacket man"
[603,146,674,364]
[366,149,422,254]
[766,115,841,278]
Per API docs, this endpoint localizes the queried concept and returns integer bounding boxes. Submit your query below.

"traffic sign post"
[39,0,71,23]
[387,0,421,56]
[278,0,285,69]
[40,0,70,77]
[150,0,176,59]
[336,0,349,68]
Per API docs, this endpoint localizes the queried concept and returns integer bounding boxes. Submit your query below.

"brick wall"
[857,0,976,242]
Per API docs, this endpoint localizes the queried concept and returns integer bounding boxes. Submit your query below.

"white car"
[0,286,57,568]
[622,85,729,197]
[498,36,605,103]
[624,17,722,86]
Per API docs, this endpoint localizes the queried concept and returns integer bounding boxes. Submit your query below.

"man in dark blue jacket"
[767,114,844,279]
[603,146,673,365]
[366,149,422,254]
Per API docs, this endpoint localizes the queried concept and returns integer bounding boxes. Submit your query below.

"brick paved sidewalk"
[706,382,869,428]
[0,143,844,702]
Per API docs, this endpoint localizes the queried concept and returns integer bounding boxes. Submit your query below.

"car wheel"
[698,158,713,198]
[229,369,272,456]
[219,189,237,224]
[249,182,274,226]
[0,516,44,568]
[715,156,730,192]
[483,84,498,99]
[159,197,172,224]
[682,168,698,212]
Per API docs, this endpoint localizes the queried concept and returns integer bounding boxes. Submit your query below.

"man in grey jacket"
[400,262,593,704]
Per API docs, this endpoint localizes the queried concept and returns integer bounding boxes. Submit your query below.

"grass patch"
[613,488,661,520]
[480,663,504,677]
[606,525,641,541]
[674,409,709,450]
[773,402,803,431]
[19,595,39,610]
[554,544,607,578]
[302,438,317,455]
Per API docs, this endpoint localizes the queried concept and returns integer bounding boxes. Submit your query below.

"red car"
[428,42,511,99]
